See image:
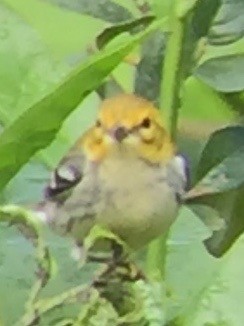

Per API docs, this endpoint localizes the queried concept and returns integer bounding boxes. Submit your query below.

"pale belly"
[58,156,179,250]
[95,159,179,249]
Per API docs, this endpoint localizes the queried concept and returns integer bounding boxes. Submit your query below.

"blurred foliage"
[0,0,243,325]
[195,0,244,92]
[186,126,244,257]
[0,4,162,191]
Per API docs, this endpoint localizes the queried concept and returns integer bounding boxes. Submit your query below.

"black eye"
[96,120,101,127]
[141,118,151,128]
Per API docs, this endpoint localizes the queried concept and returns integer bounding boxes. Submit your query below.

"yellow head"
[82,94,175,163]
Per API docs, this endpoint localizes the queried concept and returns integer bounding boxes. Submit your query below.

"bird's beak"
[111,126,128,142]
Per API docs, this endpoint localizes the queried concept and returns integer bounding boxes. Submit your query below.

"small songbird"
[36,94,188,252]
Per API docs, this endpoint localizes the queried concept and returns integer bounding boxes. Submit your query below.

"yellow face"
[82,94,175,163]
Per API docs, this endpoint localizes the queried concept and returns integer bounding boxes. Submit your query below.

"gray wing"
[37,146,96,242]
[44,146,85,202]
[166,154,189,203]
[24,148,85,240]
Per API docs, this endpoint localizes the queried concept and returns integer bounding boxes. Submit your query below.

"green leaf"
[96,15,155,49]
[166,205,244,325]
[4,0,106,60]
[0,205,55,326]
[185,126,244,199]
[191,0,221,38]
[189,204,225,233]
[130,280,166,325]
[176,0,200,19]
[1,160,49,205]
[150,0,172,19]
[135,30,166,106]
[0,18,164,191]
[186,145,244,199]
[189,235,244,325]
[42,0,133,23]
[196,126,244,182]
[181,77,234,124]
[40,94,100,168]
[0,2,96,174]
[202,188,244,257]
[195,0,244,92]
[208,0,244,46]
[195,54,244,93]
[223,91,244,117]
[0,2,68,125]
[165,206,218,322]
[84,225,129,253]
[185,126,244,257]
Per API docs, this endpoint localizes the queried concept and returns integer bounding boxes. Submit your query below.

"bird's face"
[97,98,159,148]
[82,94,175,163]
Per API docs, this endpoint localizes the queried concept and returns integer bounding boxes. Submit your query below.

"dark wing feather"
[44,146,85,201]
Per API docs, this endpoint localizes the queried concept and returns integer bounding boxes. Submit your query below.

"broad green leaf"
[1,161,49,205]
[97,26,140,97]
[135,30,166,106]
[202,188,244,257]
[0,225,36,325]
[112,62,135,94]
[186,145,244,198]
[41,0,133,23]
[178,0,221,78]
[181,77,234,124]
[0,223,96,325]
[0,2,84,171]
[191,0,221,38]
[40,93,100,168]
[166,206,244,325]
[0,205,53,325]
[146,204,244,325]
[195,126,244,182]
[195,0,244,92]
[185,235,244,325]
[0,2,68,125]
[0,18,165,191]
[187,188,244,257]
[196,54,244,93]
[130,281,166,325]
[189,204,225,241]
[208,0,244,46]
[185,126,244,202]
[185,126,244,257]
[3,0,106,60]
[0,3,100,195]
[198,38,244,63]
[165,206,218,321]
[96,15,155,49]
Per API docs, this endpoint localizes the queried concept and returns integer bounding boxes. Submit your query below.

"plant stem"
[147,0,197,280]
[146,232,169,281]
[160,4,187,140]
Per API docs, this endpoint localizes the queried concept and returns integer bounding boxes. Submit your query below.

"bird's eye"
[141,118,151,128]
[96,120,101,127]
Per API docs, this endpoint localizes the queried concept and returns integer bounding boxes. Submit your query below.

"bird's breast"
[94,156,179,249]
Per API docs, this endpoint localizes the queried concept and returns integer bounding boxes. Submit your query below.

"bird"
[36,94,188,254]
